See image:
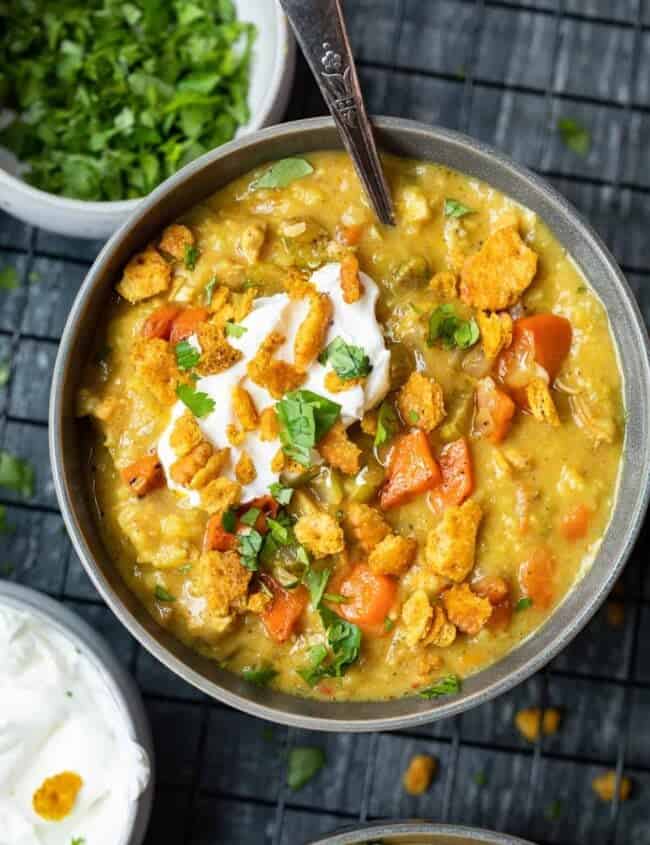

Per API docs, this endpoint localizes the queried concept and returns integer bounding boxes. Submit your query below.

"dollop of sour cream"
[0,604,150,845]
[158,262,391,502]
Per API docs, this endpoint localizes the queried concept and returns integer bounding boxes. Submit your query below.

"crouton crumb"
[424,500,483,583]
[398,372,446,432]
[368,533,417,576]
[402,754,437,795]
[526,378,560,426]
[294,511,344,558]
[259,407,280,441]
[32,771,83,821]
[429,270,458,301]
[131,337,183,405]
[477,311,513,360]
[247,330,305,398]
[460,226,538,310]
[235,450,257,485]
[318,420,361,475]
[159,224,194,261]
[196,323,242,376]
[117,245,172,303]
[515,707,562,742]
[194,549,251,617]
[170,412,203,458]
[200,477,241,515]
[232,385,259,431]
[340,253,364,304]
[294,292,332,373]
[442,582,492,636]
[345,503,391,552]
[592,771,632,803]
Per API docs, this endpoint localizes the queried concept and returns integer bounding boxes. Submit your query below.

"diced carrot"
[472,575,510,605]
[169,307,210,344]
[380,430,442,510]
[120,454,165,497]
[141,304,182,340]
[518,547,557,610]
[473,376,516,444]
[430,437,474,511]
[337,224,365,246]
[260,576,308,643]
[336,564,397,634]
[559,503,591,541]
[497,314,572,391]
[238,495,280,534]
[487,598,513,633]
[203,514,238,551]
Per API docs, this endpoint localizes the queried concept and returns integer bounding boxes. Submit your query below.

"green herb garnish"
[276,390,341,466]
[0,267,19,290]
[71,838,86,845]
[444,198,474,218]
[375,400,399,448]
[266,516,291,546]
[323,593,347,604]
[222,508,237,533]
[240,507,261,527]
[515,597,534,612]
[419,674,461,699]
[269,482,294,506]
[154,585,175,602]
[238,529,264,571]
[225,321,247,338]
[319,337,372,380]
[557,118,590,156]
[204,276,218,306]
[176,383,215,418]
[0,361,10,387]
[408,410,419,424]
[287,746,326,791]
[241,666,278,687]
[304,567,330,609]
[298,606,361,687]
[0,451,34,497]
[175,340,201,371]
[184,245,200,271]
[428,304,480,350]
[251,158,314,190]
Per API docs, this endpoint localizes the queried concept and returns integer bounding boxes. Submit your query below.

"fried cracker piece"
[340,253,364,304]
[318,420,361,475]
[116,245,172,303]
[442,582,492,636]
[235,450,257,484]
[159,224,194,260]
[368,533,417,576]
[232,385,259,431]
[345,503,391,552]
[294,292,332,373]
[169,412,203,458]
[200,477,242,515]
[460,226,538,310]
[131,336,182,405]
[477,310,513,360]
[403,755,437,795]
[526,378,560,426]
[424,500,483,582]
[170,441,213,486]
[429,270,458,301]
[259,407,280,441]
[294,511,344,558]
[397,372,446,432]
[196,323,242,376]
[194,550,251,617]
[247,330,305,399]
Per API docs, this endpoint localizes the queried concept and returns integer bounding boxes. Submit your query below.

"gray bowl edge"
[307,821,535,845]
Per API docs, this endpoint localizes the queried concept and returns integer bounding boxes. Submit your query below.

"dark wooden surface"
[1,2,649,843]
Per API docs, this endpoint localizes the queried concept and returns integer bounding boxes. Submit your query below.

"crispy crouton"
[401,589,433,647]
[477,311,513,360]
[259,407,280,441]
[398,372,446,432]
[526,378,560,426]
[226,424,246,447]
[196,323,242,376]
[232,385,259,431]
[271,448,286,473]
[294,511,344,558]
[116,246,172,303]
[235,451,257,485]
[194,550,251,617]
[207,284,231,315]
[190,449,230,490]
[429,270,458,301]
[170,441,213,486]
[159,224,194,260]
[442,582,492,636]
[460,226,538,310]
[402,754,437,795]
[592,771,632,803]
[424,500,483,582]
[238,222,267,264]
[283,268,314,300]
[514,707,561,742]
[324,370,363,393]
[360,409,378,436]
[32,771,83,821]
[472,575,509,605]
[248,592,272,614]
[345,503,391,552]
[169,412,203,458]
[232,288,256,322]
[131,337,182,405]
[318,420,361,475]
[247,331,305,399]
[340,253,364,304]
[424,604,457,648]
[200,477,242,515]
[368,533,417,576]
[294,292,332,373]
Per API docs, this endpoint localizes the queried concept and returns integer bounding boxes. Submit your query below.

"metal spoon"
[279,0,396,226]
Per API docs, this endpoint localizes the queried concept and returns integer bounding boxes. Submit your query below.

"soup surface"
[79,152,623,701]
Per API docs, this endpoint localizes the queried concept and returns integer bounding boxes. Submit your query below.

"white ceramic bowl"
[0,0,295,240]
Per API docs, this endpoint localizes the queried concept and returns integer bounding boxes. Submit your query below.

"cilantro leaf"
[225,321,247,338]
[515,597,534,612]
[0,451,35,497]
[154,585,175,602]
[297,644,330,687]
[287,746,326,791]
[375,401,398,448]
[266,516,292,546]
[176,383,215,418]
[70,838,86,845]
[184,245,200,271]
[319,337,372,380]
[241,665,278,687]
[251,158,314,190]
[557,118,590,156]
[304,567,331,609]
[299,606,361,687]
[238,529,264,571]
[419,674,461,699]
[428,304,480,350]
[276,390,341,466]
[0,266,19,290]
[269,482,294,506]
[175,340,201,371]
[444,198,474,218]
[222,508,237,533]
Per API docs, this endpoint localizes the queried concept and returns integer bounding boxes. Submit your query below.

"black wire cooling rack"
[1,2,650,843]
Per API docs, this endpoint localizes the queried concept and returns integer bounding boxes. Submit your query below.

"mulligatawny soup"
[79,152,623,701]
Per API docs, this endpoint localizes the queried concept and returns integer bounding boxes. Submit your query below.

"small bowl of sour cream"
[0,582,153,845]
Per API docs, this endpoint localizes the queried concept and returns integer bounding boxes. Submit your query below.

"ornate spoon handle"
[279,0,396,226]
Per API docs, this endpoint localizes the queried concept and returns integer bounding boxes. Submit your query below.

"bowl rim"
[307,821,535,845]
[49,115,650,732]
[0,580,155,845]
[0,1,293,214]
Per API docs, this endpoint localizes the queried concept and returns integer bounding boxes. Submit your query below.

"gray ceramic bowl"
[308,822,534,845]
[0,581,154,845]
[50,116,650,732]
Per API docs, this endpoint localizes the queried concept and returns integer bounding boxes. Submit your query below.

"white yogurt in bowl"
[0,584,153,845]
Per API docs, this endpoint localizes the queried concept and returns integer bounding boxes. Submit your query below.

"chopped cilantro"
[0,361,10,387]
[408,410,419,424]
[184,245,200,271]
[304,567,330,609]
[238,529,264,571]
[154,585,175,602]
[0,266,19,290]
[269,482,294,506]
[204,276,218,306]
[176,383,215,418]
[428,304,480,350]
[0,451,35,497]
[287,746,326,791]
[175,340,201,371]
[419,674,461,699]
[323,592,347,604]
[251,158,314,190]
[266,515,292,545]
[240,507,261,527]
[222,508,237,533]
[241,666,278,687]
[515,597,534,612]
[444,198,474,219]
[298,606,361,686]
[70,837,86,845]
[319,337,372,380]
[557,118,590,156]
[276,390,341,466]
[225,321,247,338]
[375,400,399,448]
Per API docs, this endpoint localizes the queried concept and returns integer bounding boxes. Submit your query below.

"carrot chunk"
[203,514,238,551]
[169,307,210,344]
[380,430,442,510]
[120,455,165,497]
[336,564,397,633]
[141,304,182,340]
[473,376,516,444]
[260,576,308,643]
[518,547,557,610]
[497,313,572,391]
[430,437,474,511]
[559,503,591,541]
